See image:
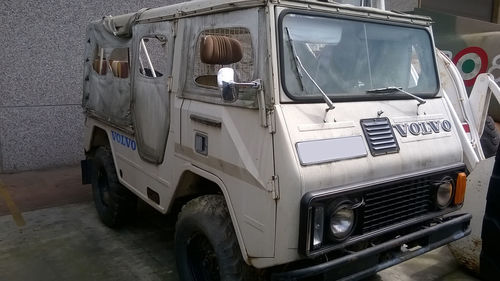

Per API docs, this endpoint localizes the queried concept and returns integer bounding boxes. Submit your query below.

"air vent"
[360,118,399,156]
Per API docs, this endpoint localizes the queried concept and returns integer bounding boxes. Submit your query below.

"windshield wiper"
[366,86,426,106]
[285,28,305,91]
[285,28,335,122]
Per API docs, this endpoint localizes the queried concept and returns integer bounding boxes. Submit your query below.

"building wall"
[386,0,418,12]
[0,0,483,172]
[420,0,494,22]
[0,0,181,172]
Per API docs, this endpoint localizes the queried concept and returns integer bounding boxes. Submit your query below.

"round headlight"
[436,178,454,208]
[328,204,356,240]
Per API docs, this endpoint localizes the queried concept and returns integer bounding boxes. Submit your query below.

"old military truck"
[80,0,488,280]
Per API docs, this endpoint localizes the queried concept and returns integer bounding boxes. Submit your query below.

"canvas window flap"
[83,21,133,128]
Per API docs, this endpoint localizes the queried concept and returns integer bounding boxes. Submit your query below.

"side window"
[109,48,130,78]
[92,45,107,75]
[138,36,167,78]
[194,28,254,88]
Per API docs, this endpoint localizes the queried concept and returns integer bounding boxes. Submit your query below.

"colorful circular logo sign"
[452,47,488,87]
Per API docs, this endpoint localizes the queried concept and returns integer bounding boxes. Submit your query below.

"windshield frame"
[277,9,441,103]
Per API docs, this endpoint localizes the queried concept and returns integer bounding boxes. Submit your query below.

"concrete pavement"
[0,165,481,281]
[0,202,178,281]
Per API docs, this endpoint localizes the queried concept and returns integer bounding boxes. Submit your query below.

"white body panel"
[271,99,464,264]
[280,100,462,194]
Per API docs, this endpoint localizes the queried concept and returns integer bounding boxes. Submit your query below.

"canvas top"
[96,0,432,37]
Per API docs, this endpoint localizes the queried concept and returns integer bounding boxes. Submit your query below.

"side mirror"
[217,68,238,102]
[217,67,262,103]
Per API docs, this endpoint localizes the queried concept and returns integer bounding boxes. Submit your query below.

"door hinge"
[267,109,276,134]
[168,75,173,93]
[268,175,280,200]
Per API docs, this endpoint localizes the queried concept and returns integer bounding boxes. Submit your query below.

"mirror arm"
[233,79,262,90]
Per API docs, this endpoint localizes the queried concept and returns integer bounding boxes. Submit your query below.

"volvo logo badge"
[393,120,452,137]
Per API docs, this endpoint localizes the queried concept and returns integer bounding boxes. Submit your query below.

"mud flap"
[81,159,93,185]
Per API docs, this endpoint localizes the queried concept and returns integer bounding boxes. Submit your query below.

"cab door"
[177,9,277,258]
[131,22,174,164]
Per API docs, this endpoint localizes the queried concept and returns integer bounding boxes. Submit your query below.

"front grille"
[299,166,465,256]
[360,118,399,156]
[361,178,433,233]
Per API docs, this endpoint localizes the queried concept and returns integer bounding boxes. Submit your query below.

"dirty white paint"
[448,157,495,273]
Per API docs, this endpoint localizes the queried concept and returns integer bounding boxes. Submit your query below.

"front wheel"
[175,195,256,281]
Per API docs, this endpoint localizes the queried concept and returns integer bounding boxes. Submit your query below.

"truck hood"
[279,98,464,195]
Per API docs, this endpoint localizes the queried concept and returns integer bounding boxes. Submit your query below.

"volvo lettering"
[393,120,453,137]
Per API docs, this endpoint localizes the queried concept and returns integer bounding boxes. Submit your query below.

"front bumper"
[272,213,471,281]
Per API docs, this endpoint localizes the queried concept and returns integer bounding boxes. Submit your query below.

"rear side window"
[193,28,254,88]
[92,46,130,78]
[109,48,129,78]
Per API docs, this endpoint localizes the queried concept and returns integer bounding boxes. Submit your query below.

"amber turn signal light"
[454,172,467,205]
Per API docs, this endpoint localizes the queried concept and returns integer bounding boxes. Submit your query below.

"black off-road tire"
[175,195,257,281]
[480,116,500,158]
[480,144,500,280]
[91,146,137,228]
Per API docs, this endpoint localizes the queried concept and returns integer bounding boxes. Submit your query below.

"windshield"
[280,13,439,101]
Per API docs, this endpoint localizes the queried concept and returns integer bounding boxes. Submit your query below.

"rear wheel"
[175,195,257,281]
[91,146,137,228]
[480,116,500,158]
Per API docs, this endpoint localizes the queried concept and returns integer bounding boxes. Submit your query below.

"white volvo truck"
[80,0,500,280]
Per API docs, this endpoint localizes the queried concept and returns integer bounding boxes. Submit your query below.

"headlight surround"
[311,206,324,250]
[327,200,357,241]
[436,177,454,209]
